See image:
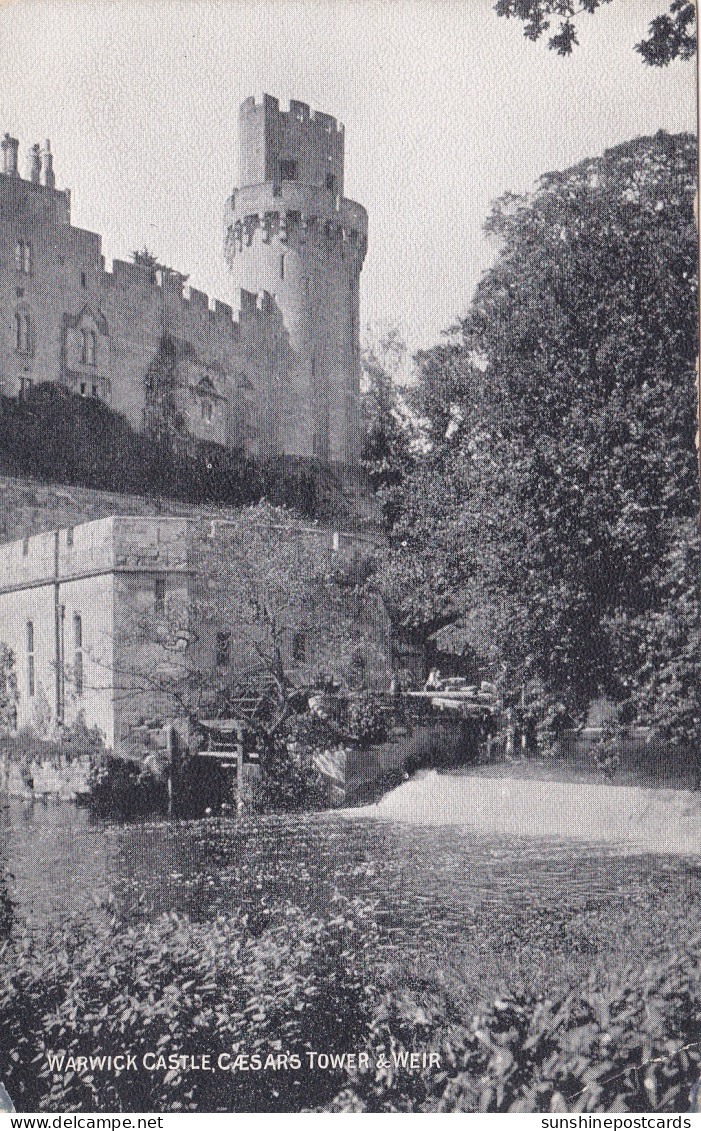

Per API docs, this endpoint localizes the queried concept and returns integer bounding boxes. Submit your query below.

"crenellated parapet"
[104,259,245,343]
[224,188,368,272]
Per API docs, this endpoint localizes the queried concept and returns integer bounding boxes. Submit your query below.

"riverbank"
[353,770,701,854]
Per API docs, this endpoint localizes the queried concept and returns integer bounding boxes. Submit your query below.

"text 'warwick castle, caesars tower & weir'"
[225,95,368,467]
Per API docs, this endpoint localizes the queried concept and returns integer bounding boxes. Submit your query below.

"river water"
[3,799,700,967]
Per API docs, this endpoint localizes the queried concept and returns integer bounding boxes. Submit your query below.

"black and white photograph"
[0,0,698,1116]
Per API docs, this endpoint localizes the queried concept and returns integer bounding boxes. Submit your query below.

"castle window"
[279,253,285,281]
[15,311,31,353]
[80,271,87,288]
[73,613,83,697]
[19,377,32,399]
[215,630,231,668]
[92,384,98,398]
[26,620,35,698]
[81,329,96,366]
[280,159,297,181]
[326,173,336,195]
[15,241,31,275]
[66,527,74,547]
[154,576,166,616]
[80,382,86,396]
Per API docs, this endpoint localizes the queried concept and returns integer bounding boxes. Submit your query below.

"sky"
[0,0,695,353]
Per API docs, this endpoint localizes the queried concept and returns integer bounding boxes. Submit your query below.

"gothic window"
[15,240,31,274]
[280,159,297,181]
[201,398,213,422]
[26,620,35,698]
[280,253,285,281]
[81,329,96,366]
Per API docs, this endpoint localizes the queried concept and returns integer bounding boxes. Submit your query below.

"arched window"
[81,329,96,366]
[15,241,31,274]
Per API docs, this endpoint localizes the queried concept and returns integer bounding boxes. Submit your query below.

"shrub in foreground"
[1,904,700,1113]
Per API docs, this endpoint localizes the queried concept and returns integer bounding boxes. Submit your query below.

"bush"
[1,902,701,1113]
[0,899,379,1113]
[88,754,169,819]
[254,712,341,812]
[347,692,389,748]
[0,386,321,517]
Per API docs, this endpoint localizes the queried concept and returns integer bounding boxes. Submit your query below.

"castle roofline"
[240,94,344,134]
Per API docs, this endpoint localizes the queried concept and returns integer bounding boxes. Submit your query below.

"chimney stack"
[1,134,19,176]
[27,143,41,183]
[41,139,54,188]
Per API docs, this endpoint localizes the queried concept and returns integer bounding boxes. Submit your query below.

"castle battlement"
[240,95,344,137]
[0,95,365,468]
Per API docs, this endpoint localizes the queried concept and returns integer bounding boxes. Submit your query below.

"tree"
[360,328,418,533]
[494,1,696,64]
[380,132,699,740]
[108,503,390,750]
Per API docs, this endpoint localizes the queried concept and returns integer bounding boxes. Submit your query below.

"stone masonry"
[0,96,367,467]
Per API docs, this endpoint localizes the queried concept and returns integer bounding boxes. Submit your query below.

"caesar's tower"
[225,95,368,466]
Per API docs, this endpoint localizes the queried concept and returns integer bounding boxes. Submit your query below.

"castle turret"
[224,95,367,466]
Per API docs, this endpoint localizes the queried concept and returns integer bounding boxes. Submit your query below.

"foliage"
[377,131,698,741]
[347,692,389,748]
[360,329,418,533]
[0,715,106,769]
[254,710,342,811]
[0,645,16,735]
[0,385,319,516]
[2,895,701,1112]
[0,898,379,1113]
[192,502,385,714]
[612,518,701,777]
[592,717,622,782]
[88,754,169,819]
[494,0,696,64]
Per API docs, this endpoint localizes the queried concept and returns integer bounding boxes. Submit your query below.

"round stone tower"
[224,95,368,466]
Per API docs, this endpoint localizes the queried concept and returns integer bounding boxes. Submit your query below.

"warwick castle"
[0,94,368,468]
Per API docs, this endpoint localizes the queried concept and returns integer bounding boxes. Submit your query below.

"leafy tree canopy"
[494,1,696,64]
[374,132,699,751]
